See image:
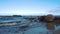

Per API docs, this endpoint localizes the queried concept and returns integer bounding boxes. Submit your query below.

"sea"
[0,16,60,34]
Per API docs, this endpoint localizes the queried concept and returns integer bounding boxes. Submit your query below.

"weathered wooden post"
[45,14,55,34]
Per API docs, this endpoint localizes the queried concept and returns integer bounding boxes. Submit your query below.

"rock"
[53,30,60,34]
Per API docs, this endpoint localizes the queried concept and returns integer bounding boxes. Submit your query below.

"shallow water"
[0,16,60,34]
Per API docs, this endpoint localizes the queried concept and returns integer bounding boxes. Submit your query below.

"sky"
[0,0,60,15]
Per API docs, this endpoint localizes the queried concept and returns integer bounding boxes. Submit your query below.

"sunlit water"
[0,16,60,34]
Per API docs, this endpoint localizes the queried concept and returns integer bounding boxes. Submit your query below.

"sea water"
[0,16,60,34]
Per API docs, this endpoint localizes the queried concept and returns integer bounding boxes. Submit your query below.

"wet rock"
[45,14,54,23]
[53,30,60,34]
[46,23,55,30]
